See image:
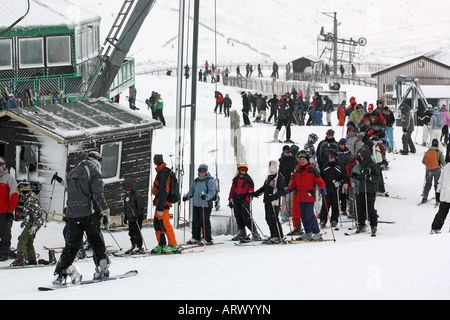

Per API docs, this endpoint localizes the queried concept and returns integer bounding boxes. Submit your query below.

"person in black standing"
[273,95,294,143]
[53,151,111,285]
[223,94,232,118]
[267,94,279,124]
[279,145,298,222]
[241,91,251,127]
[122,177,146,254]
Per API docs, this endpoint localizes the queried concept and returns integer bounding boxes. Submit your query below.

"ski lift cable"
[0,0,31,37]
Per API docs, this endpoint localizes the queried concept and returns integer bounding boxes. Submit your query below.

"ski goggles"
[198,168,207,173]
[268,161,278,167]
[298,152,309,159]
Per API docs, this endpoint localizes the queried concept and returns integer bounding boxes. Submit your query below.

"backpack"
[424,150,439,170]
[166,169,181,203]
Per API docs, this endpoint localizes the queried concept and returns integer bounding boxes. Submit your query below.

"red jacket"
[0,172,18,214]
[228,174,254,203]
[288,163,325,202]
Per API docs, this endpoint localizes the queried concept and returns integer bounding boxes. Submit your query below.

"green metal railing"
[0,58,135,105]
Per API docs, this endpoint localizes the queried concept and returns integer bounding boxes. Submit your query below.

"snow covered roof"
[0,97,162,144]
[0,0,101,30]
[372,47,450,77]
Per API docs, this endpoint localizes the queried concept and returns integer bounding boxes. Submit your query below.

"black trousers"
[0,213,13,260]
[320,189,339,223]
[265,203,282,239]
[128,219,143,248]
[192,206,212,242]
[356,192,377,227]
[55,212,108,275]
[432,201,450,231]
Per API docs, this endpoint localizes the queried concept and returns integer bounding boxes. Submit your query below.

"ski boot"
[48,250,57,265]
[371,226,377,237]
[296,232,312,241]
[430,229,441,234]
[93,259,110,280]
[251,231,262,241]
[162,245,181,254]
[186,238,201,245]
[356,224,367,233]
[10,252,27,267]
[309,233,323,241]
[124,245,136,255]
[151,245,166,254]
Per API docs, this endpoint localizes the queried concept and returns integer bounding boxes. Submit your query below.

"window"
[0,39,12,70]
[19,38,44,68]
[47,36,72,66]
[100,142,122,182]
[16,145,38,175]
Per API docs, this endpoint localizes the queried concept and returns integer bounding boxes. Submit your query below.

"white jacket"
[437,163,450,202]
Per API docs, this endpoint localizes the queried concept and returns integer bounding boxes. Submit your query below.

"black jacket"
[66,161,108,218]
[123,177,146,223]
[356,148,380,194]
[320,161,347,190]
[253,174,285,204]
[279,154,298,187]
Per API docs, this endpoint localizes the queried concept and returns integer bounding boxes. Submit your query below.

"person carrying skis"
[151,154,179,253]
[421,139,445,205]
[183,163,216,245]
[285,151,327,241]
[249,160,285,244]
[228,164,261,242]
[354,147,380,235]
[53,151,111,285]
[122,177,146,254]
[11,181,44,266]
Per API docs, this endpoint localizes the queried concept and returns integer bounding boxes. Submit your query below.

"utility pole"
[322,11,338,76]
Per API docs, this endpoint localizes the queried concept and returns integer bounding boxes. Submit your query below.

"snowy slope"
[2,73,450,301]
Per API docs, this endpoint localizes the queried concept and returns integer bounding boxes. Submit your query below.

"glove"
[100,208,111,229]
[156,210,164,216]
[228,200,234,209]
[248,192,258,199]
[320,188,327,196]
[285,188,291,195]
[201,193,207,200]
[51,172,62,184]
[29,225,38,235]
[6,211,14,220]
[436,193,440,203]
[182,195,188,202]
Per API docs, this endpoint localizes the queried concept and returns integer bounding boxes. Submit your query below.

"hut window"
[16,145,38,175]
[19,38,44,68]
[0,39,12,70]
[47,36,72,66]
[100,142,122,182]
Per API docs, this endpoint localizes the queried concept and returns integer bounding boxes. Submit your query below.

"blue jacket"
[6,99,19,109]
[186,174,216,208]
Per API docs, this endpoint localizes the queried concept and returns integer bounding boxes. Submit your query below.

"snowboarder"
[53,151,111,285]
[250,160,285,244]
[421,139,445,205]
[285,151,327,241]
[122,177,146,254]
[151,154,179,253]
[11,181,44,266]
[228,163,261,242]
[183,163,216,244]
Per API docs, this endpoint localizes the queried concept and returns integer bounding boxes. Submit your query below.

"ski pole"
[322,196,336,241]
[201,197,206,242]
[45,179,57,228]
[271,203,283,243]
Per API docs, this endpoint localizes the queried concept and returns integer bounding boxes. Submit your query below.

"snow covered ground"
[2,72,450,302]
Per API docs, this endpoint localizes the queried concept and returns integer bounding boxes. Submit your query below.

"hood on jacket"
[122,176,136,194]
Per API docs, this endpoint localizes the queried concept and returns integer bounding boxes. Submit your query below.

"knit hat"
[432,139,439,147]
[282,145,291,152]
[154,154,164,166]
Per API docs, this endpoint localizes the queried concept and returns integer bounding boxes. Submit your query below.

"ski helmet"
[198,163,208,172]
[17,180,30,193]
[237,163,248,172]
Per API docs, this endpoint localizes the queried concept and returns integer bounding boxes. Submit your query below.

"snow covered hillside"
[2,73,450,301]
[68,0,450,68]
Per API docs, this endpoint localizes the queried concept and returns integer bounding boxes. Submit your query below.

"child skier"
[250,160,286,244]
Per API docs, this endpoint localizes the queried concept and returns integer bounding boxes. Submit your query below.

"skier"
[354,147,380,235]
[53,151,111,285]
[418,104,434,147]
[223,94,232,118]
[154,93,166,126]
[11,181,44,266]
[399,103,416,155]
[273,95,294,143]
[0,157,18,261]
[151,154,179,253]
[122,177,146,254]
[421,139,445,205]
[440,104,450,146]
[279,145,298,222]
[241,92,251,127]
[337,101,346,126]
[316,129,339,170]
[267,94,279,124]
[381,106,396,152]
[250,160,285,244]
[285,151,327,241]
[431,161,450,233]
[313,92,324,126]
[183,163,216,245]
[323,95,334,126]
[228,164,261,242]
[214,91,224,114]
[319,152,348,228]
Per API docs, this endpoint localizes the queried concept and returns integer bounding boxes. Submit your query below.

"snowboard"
[38,270,138,291]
